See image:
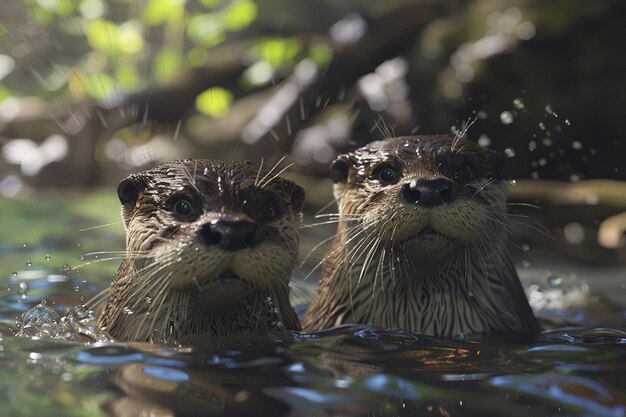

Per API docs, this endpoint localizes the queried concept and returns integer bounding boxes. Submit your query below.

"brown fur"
[303,136,540,338]
[96,159,304,345]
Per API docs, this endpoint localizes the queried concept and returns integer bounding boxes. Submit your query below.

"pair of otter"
[97,136,540,344]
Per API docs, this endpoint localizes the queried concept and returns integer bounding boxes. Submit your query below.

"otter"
[303,135,540,338]
[96,159,305,344]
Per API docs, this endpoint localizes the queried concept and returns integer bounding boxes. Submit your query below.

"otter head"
[330,135,508,264]
[116,159,305,308]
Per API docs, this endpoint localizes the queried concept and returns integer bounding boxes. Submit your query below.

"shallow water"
[1,193,626,417]
[2,264,626,417]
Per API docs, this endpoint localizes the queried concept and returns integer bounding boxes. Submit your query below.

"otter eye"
[453,164,474,184]
[168,195,198,221]
[372,164,399,185]
[259,200,277,222]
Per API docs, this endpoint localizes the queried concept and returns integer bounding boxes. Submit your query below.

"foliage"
[0,0,336,118]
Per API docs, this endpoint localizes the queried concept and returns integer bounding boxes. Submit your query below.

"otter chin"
[96,159,305,344]
[303,135,540,338]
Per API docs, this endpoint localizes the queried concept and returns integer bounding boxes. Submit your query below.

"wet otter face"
[118,159,305,307]
[330,135,508,262]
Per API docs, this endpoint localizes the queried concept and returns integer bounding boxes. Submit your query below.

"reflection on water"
[1,266,626,417]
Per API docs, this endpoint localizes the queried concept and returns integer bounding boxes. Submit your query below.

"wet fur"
[303,136,540,337]
[97,159,304,344]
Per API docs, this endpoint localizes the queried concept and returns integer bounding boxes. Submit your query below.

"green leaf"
[0,86,11,102]
[87,72,115,100]
[86,19,118,53]
[116,62,139,91]
[143,0,184,26]
[222,0,258,30]
[152,48,182,83]
[200,0,220,7]
[249,38,302,68]
[186,13,225,48]
[309,43,333,66]
[196,87,233,117]
[116,21,144,55]
[187,47,208,67]
[36,0,78,16]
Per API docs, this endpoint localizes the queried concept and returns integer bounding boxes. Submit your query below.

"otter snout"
[400,178,458,207]
[198,218,262,251]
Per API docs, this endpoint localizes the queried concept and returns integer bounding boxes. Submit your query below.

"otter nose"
[400,178,458,207]
[199,219,261,251]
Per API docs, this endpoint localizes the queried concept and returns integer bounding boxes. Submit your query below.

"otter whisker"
[259,162,294,190]
[254,157,265,187]
[257,155,287,188]
[299,233,337,269]
[451,116,477,151]
[473,178,495,196]
[85,288,109,309]
[79,221,123,232]
[71,256,132,270]
[506,202,543,210]
[356,235,382,288]
[314,199,337,217]
[191,276,202,291]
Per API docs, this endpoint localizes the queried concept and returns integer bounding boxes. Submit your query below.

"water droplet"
[500,111,514,124]
[564,222,585,244]
[538,122,546,130]
[572,141,582,150]
[478,134,491,147]
[512,98,525,110]
[565,119,571,126]
[531,171,540,179]
[25,261,32,268]
[544,104,553,114]
[585,193,599,205]
[520,260,531,268]
[504,148,516,158]
[73,286,80,292]
[547,275,562,287]
[76,242,81,247]
[19,282,28,297]
[542,137,552,146]
[123,307,133,315]
[477,111,487,119]
[569,174,580,182]
[521,243,530,251]
[45,254,51,261]
[145,296,153,304]
[12,271,18,277]
[79,255,85,261]
[509,179,517,186]
[538,158,547,166]
[60,264,71,274]
[22,243,28,248]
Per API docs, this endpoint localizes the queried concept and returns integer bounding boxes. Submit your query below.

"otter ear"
[117,175,144,225]
[329,156,350,183]
[290,184,305,214]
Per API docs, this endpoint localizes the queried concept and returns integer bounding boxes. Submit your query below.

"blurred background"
[1,0,626,319]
